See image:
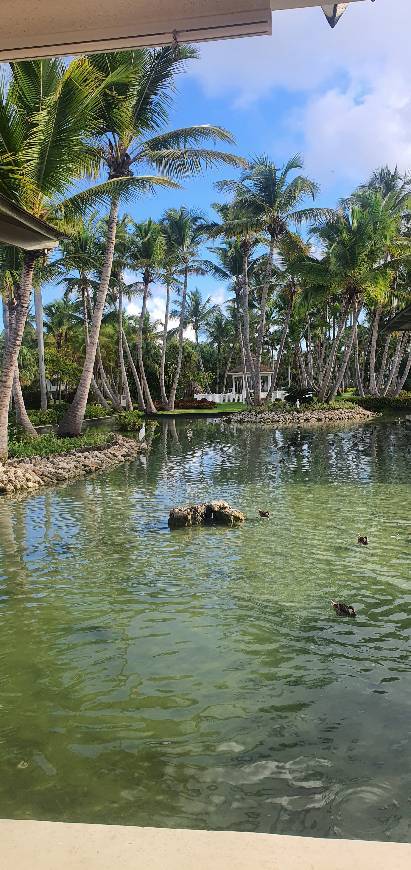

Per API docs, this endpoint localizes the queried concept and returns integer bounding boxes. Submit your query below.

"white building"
[195,362,286,403]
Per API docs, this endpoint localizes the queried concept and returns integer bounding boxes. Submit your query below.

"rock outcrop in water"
[0,434,146,496]
[168,500,245,528]
[228,407,376,426]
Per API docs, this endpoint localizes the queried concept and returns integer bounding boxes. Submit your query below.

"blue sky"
[8,0,411,331]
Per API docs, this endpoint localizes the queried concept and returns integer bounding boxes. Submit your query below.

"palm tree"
[304,190,407,400]
[161,207,210,410]
[157,235,181,407]
[176,288,217,377]
[57,216,112,408]
[207,204,260,395]
[127,219,165,413]
[205,310,235,393]
[210,238,254,402]
[58,46,244,434]
[0,56,135,457]
[216,155,322,403]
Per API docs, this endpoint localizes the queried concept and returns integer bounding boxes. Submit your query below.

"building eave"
[384,306,411,334]
[0,194,61,250]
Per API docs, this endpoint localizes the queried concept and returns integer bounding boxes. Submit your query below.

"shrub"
[8,430,113,460]
[156,398,217,410]
[27,407,64,426]
[348,393,411,412]
[117,411,144,432]
[18,403,112,428]
[84,404,113,419]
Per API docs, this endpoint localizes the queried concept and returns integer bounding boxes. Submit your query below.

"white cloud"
[190,1,411,188]
[126,287,196,342]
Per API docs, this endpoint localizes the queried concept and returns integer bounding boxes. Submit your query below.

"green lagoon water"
[0,417,410,840]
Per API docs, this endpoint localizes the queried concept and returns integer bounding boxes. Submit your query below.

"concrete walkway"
[1,821,410,870]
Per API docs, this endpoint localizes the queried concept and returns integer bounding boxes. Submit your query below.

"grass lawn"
[153,402,246,416]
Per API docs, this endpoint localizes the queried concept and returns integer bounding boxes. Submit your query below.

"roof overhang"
[0,195,61,251]
[384,306,411,334]
[0,1,368,61]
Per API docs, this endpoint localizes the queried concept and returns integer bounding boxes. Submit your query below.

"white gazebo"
[195,361,286,403]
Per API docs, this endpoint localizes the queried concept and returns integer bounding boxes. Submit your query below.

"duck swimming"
[258,510,270,518]
[331,601,356,618]
[358,536,368,546]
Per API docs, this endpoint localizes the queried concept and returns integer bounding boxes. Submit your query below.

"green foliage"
[251,399,358,413]
[21,402,112,427]
[117,411,145,431]
[8,430,113,459]
[84,404,112,419]
[349,393,411,412]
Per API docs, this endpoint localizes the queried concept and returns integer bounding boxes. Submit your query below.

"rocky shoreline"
[227,406,377,427]
[0,434,146,496]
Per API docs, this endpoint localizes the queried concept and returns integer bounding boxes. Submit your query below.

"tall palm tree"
[175,288,217,377]
[58,216,118,408]
[157,235,181,407]
[0,57,134,457]
[207,204,260,393]
[127,219,165,413]
[210,238,254,401]
[161,207,209,410]
[216,155,322,403]
[205,310,235,393]
[58,46,244,434]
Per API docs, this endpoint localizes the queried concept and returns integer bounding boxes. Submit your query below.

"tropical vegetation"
[0,53,410,460]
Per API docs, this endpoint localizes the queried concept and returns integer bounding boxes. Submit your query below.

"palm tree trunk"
[118,287,133,410]
[306,321,314,388]
[383,334,404,396]
[254,238,275,404]
[393,337,411,395]
[137,278,156,414]
[167,266,188,411]
[238,316,251,404]
[84,284,120,409]
[159,281,170,406]
[368,305,381,395]
[2,297,38,437]
[12,367,38,436]
[0,250,38,459]
[354,329,365,397]
[122,329,145,411]
[376,334,391,393]
[80,287,110,410]
[295,341,308,389]
[222,351,233,393]
[318,300,350,402]
[34,285,48,411]
[266,301,292,399]
[241,248,254,379]
[329,302,361,402]
[58,195,119,435]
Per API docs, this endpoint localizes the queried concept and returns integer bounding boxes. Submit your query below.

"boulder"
[168,500,245,529]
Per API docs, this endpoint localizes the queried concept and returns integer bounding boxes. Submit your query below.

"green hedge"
[251,399,357,414]
[349,392,411,412]
[11,403,114,428]
[8,430,114,459]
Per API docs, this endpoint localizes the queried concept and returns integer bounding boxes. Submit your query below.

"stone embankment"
[228,406,377,427]
[169,500,245,528]
[0,434,146,496]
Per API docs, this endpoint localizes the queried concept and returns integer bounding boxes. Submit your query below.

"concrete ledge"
[0,821,410,870]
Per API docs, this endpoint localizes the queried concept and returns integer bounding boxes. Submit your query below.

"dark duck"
[358,536,368,546]
[331,601,357,618]
[258,510,270,518]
